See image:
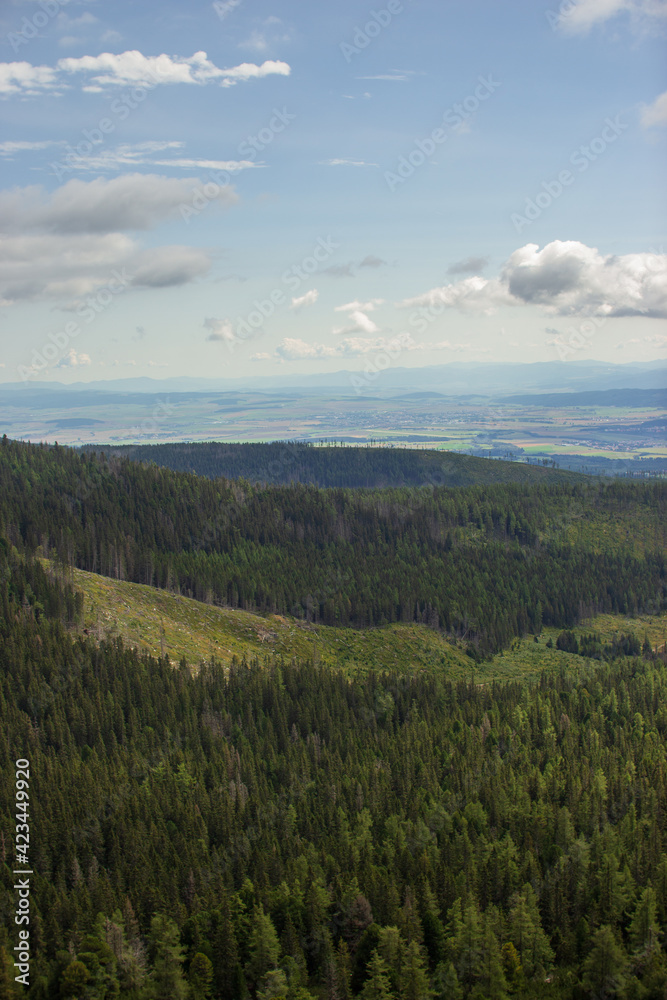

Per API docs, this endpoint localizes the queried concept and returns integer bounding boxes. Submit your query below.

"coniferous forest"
[0,437,666,999]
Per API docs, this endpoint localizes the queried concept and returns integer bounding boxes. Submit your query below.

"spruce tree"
[361,951,395,1000]
[582,925,628,1000]
[147,914,189,1000]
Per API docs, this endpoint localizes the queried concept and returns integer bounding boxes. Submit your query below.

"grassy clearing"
[50,565,667,683]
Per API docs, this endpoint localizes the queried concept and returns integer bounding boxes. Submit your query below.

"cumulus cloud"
[333,299,384,336]
[359,255,386,268]
[0,51,290,97]
[290,289,318,311]
[334,299,384,313]
[55,349,91,368]
[641,90,667,127]
[0,174,234,304]
[398,240,667,318]
[0,62,59,97]
[204,317,234,342]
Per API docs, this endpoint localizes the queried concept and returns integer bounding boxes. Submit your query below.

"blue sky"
[0,0,665,383]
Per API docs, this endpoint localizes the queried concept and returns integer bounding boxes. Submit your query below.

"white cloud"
[43,140,256,174]
[204,317,234,342]
[0,62,59,97]
[0,173,237,234]
[55,349,91,368]
[0,140,63,155]
[398,240,667,318]
[0,51,290,97]
[641,90,667,127]
[275,338,338,360]
[333,299,384,335]
[333,312,380,335]
[274,334,415,361]
[320,159,379,167]
[556,0,667,33]
[335,299,384,313]
[290,289,318,311]
[0,174,235,304]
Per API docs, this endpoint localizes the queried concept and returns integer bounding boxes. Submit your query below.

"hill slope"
[82,440,582,487]
[61,562,667,682]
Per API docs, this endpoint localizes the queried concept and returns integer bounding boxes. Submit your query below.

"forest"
[0,436,666,999]
[0,438,665,655]
[0,541,666,998]
[79,442,572,489]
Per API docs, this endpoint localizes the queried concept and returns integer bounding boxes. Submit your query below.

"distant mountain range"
[1,359,665,398]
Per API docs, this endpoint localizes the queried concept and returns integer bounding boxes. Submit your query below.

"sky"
[0,0,666,384]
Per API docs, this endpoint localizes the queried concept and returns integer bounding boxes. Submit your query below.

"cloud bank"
[398,241,667,319]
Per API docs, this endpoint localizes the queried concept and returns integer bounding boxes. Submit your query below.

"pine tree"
[508,887,553,978]
[189,952,214,999]
[256,967,288,1000]
[399,939,432,1000]
[582,925,627,1000]
[0,943,17,1000]
[58,960,91,998]
[477,917,507,1000]
[246,904,281,988]
[453,902,482,991]
[629,887,662,959]
[211,900,241,1000]
[361,951,395,1000]
[431,962,462,1000]
[147,914,189,1000]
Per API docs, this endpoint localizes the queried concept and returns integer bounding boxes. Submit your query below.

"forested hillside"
[82,441,575,488]
[1,438,665,655]
[1,543,666,998]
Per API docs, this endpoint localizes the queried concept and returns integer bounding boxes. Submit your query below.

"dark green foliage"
[82,440,582,488]
[1,437,665,654]
[1,546,666,996]
[1,438,667,997]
